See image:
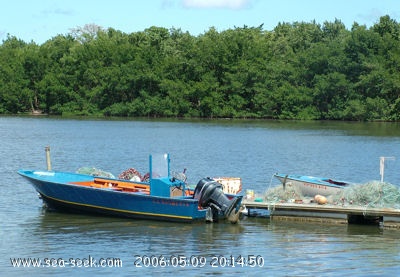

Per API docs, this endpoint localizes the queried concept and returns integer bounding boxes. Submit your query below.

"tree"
[0,16,399,121]
[69,23,104,43]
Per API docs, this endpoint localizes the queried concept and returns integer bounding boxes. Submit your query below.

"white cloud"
[182,0,251,9]
[357,8,383,24]
[161,0,176,9]
[40,8,75,17]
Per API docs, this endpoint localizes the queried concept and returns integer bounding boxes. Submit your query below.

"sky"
[1,0,399,44]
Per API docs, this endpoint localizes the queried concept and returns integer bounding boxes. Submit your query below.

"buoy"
[315,194,327,205]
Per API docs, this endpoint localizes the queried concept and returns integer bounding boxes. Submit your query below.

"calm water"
[1,116,400,276]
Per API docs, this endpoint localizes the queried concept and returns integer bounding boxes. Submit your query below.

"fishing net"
[118,168,142,181]
[76,167,115,178]
[263,181,400,209]
[264,183,304,202]
[331,181,400,209]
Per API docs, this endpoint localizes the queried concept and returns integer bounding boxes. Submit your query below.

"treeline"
[1,15,400,120]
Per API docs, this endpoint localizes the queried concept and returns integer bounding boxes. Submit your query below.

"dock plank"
[242,200,400,228]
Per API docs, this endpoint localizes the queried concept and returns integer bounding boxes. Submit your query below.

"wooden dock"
[242,200,400,228]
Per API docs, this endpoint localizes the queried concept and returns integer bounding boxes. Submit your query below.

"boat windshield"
[150,153,169,178]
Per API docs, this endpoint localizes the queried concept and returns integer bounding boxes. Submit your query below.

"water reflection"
[164,118,400,137]
[26,210,248,256]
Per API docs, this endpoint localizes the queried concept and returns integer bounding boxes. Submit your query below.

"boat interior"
[69,178,193,197]
[69,178,150,193]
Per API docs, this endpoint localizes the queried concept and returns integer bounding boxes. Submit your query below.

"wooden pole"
[45,146,51,171]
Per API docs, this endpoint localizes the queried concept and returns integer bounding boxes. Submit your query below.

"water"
[1,116,400,276]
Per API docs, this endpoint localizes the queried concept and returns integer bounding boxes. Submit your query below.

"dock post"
[45,146,51,171]
[380,156,395,182]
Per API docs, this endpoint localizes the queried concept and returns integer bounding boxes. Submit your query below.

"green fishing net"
[264,181,400,209]
[76,167,115,178]
[332,181,400,209]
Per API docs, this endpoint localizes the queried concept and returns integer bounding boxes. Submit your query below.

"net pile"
[76,166,154,182]
[76,167,115,178]
[118,168,143,181]
[264,184,304,202]
[331,181,400,209]
[264,181,400,209]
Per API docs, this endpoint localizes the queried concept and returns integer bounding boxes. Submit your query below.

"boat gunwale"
[274,173,351,188]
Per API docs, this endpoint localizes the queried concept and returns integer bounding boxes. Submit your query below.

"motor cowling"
[194,177,241,222]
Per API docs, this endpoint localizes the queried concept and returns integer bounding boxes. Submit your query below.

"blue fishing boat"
[274,173,351,197]
[18,154,243,223]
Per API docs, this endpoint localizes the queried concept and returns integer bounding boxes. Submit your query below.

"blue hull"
[18,170,208,223]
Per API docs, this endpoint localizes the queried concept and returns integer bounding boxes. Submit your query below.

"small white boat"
[274,173,351,196]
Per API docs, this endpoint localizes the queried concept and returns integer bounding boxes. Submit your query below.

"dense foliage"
[1,16,399,120]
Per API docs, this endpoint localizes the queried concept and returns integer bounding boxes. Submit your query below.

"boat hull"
[19,170,208,223]
[274,174,349,197]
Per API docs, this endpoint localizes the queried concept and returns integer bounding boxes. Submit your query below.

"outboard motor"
[194,177,242,223]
